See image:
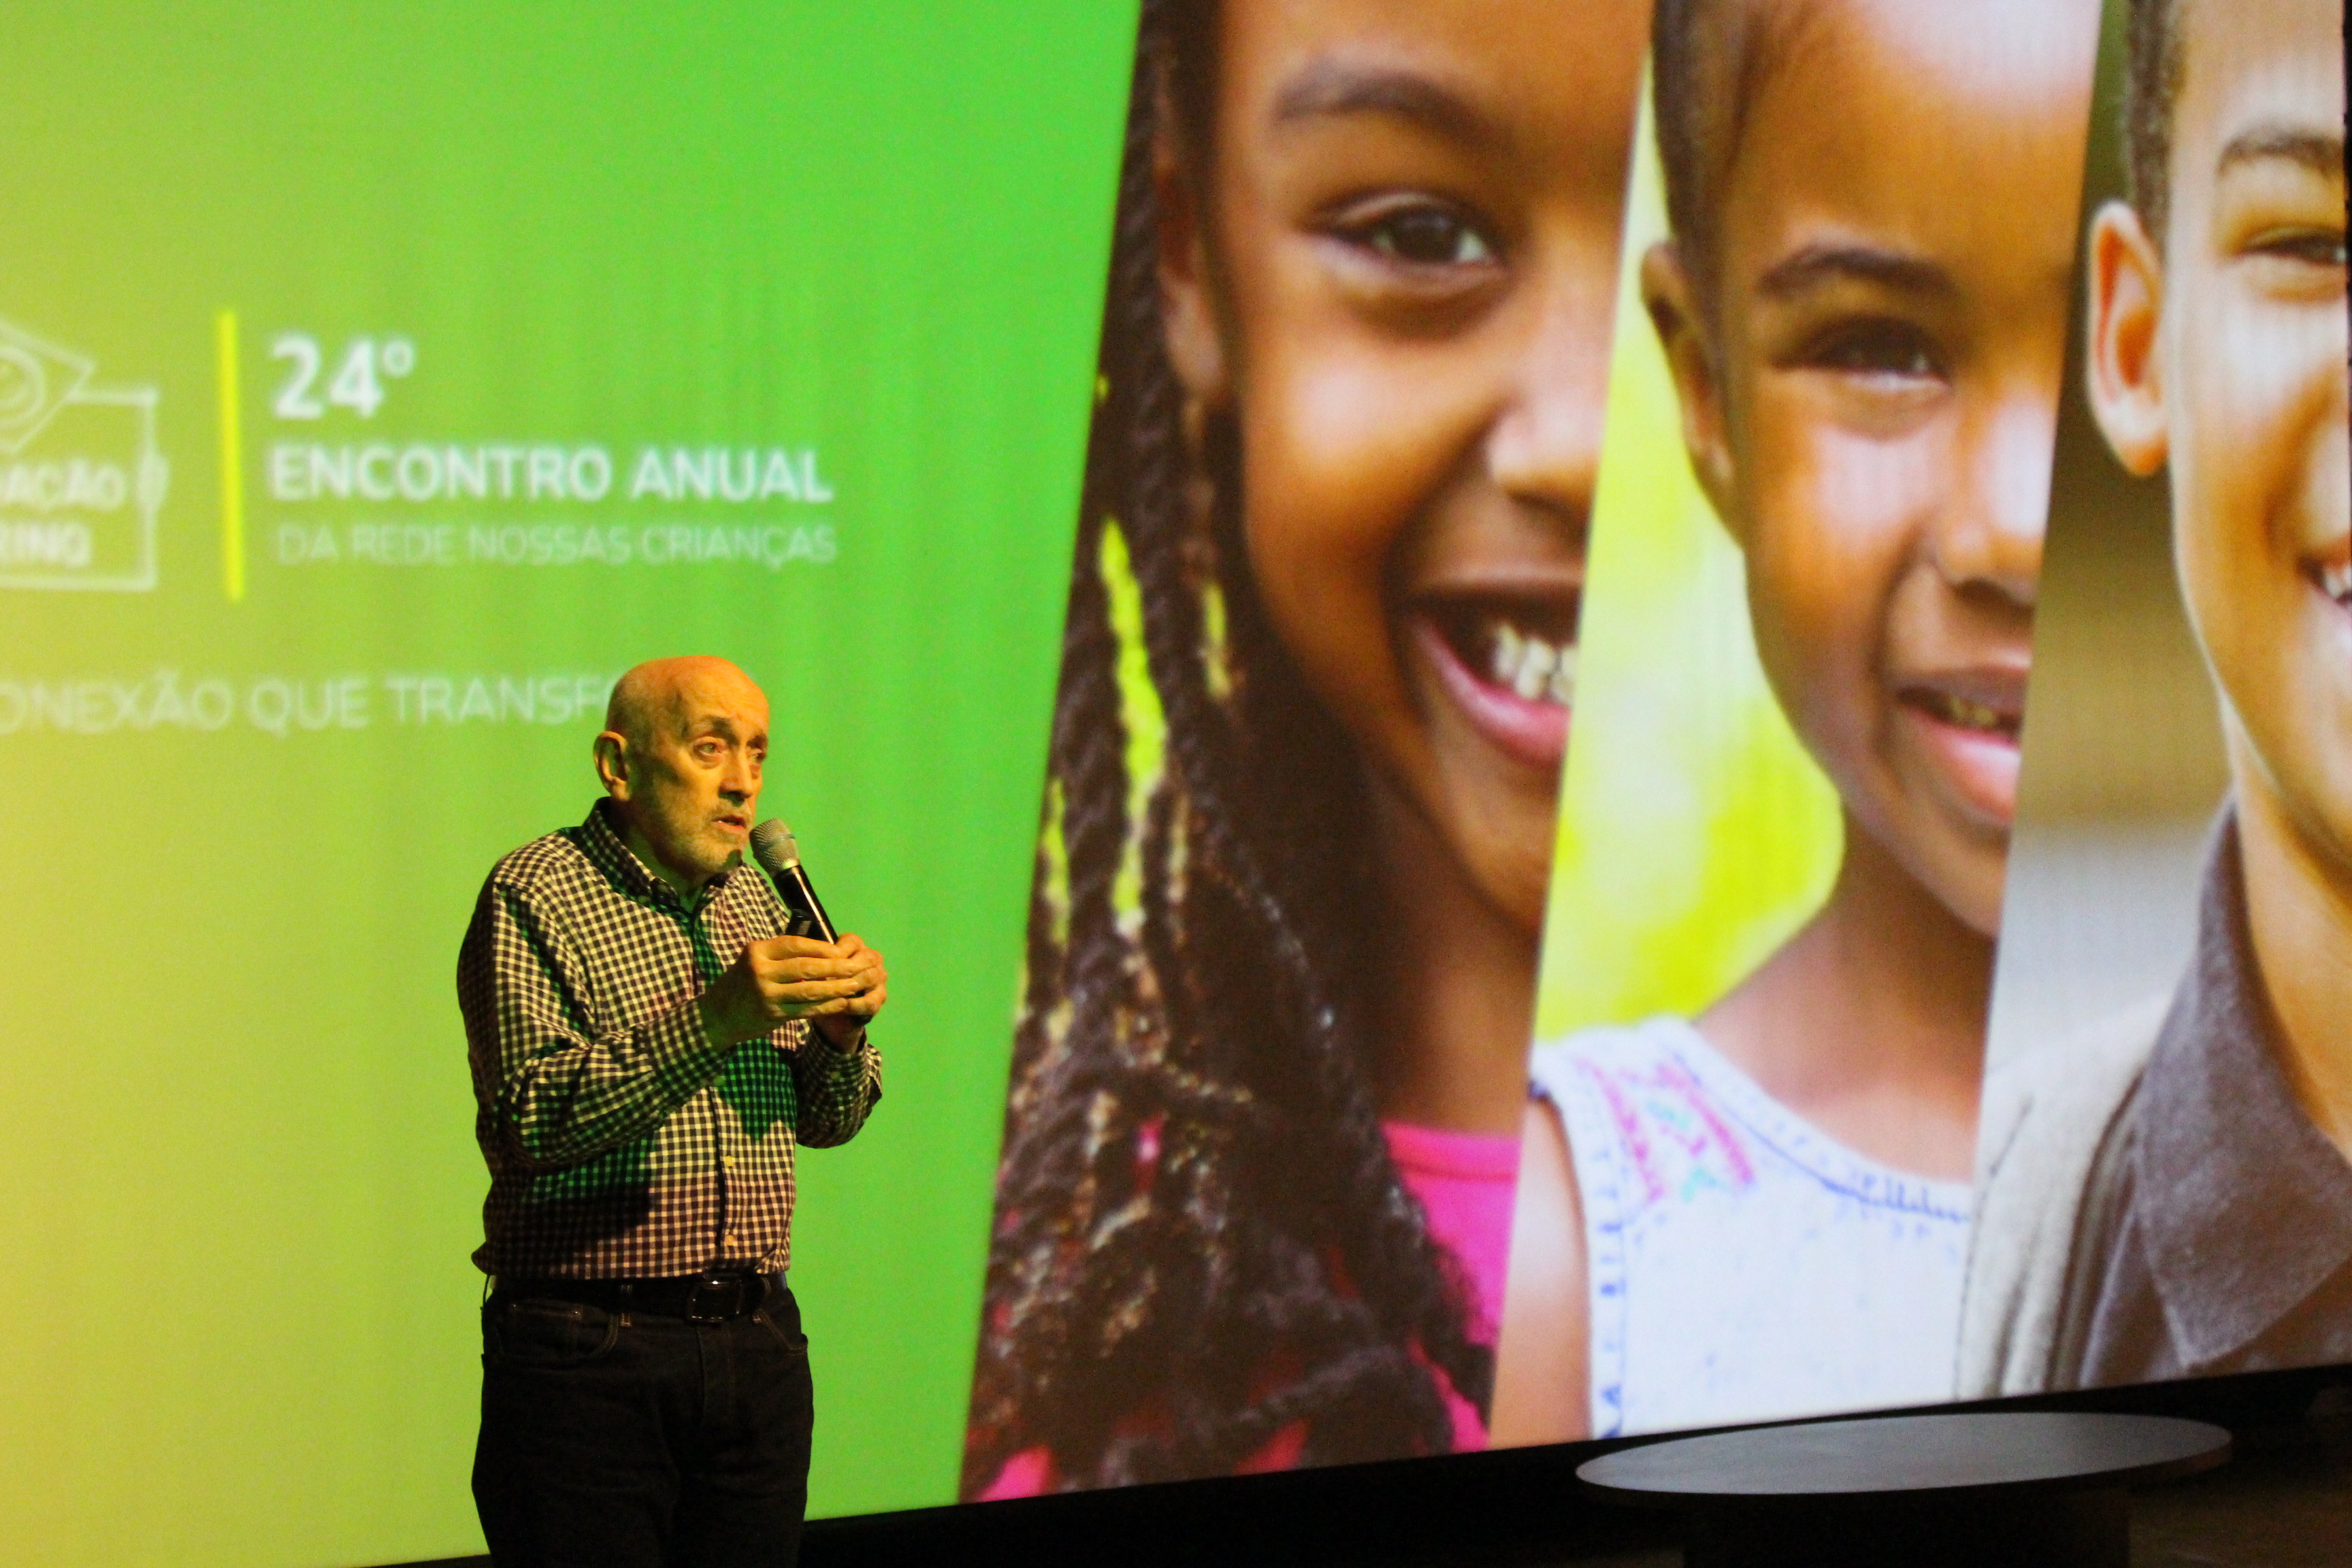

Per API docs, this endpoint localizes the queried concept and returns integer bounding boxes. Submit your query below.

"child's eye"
[1331,199,1501,269]
[1801,319,1946,382]
[1371,208,1495,266]
[2245,226,2348,268]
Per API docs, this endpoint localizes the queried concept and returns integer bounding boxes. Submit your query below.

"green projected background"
[0,3,1133,1563]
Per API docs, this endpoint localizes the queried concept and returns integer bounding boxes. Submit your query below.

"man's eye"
[1802,319,1946,382]
[1340,203,1499,268]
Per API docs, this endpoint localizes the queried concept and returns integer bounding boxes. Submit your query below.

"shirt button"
[722,1155,736,1172]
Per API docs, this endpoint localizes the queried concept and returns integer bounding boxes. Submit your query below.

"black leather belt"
[491,1271,781,1323]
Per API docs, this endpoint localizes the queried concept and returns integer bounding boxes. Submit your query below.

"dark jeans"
[474,1280,813,1568]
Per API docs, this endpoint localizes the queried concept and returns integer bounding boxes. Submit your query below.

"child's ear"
[2087,200,2168,477]
[1154,111,1232,410]
[1641,243,1739,529]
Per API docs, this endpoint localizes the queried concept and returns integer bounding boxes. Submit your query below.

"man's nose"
[1932,387,2053,606]
[1485,267,1610,532]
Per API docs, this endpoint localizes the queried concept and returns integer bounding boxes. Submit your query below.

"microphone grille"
[749,817,799,872]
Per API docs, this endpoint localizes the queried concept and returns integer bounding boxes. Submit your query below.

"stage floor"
[401,1402,2351,1567]
[1550,1411,2351,1568]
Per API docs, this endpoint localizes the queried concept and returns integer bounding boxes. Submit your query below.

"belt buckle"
[687,1272,742,1323]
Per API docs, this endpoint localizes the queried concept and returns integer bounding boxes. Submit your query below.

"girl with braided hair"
[964,0,1648,1495]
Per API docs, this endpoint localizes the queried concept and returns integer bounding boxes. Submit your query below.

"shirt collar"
[2134,808,2352,1366]
[579,798,735,913]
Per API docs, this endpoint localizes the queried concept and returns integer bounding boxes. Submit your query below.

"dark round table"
[1576,1411,2232,1568]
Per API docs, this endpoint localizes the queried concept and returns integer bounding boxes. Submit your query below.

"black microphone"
[750,818,837,943]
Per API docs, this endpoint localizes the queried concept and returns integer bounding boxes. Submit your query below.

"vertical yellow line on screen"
[216,310,245,602]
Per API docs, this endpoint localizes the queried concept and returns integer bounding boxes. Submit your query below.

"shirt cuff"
[811,1019,868,1057]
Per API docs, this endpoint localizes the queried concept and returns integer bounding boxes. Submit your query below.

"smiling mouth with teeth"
[1486,621,1577,706]
[1426,604,1578,707]
[1902,687,2021,738]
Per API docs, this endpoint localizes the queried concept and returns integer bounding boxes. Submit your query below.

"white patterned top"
[1530,1017,1971,1438]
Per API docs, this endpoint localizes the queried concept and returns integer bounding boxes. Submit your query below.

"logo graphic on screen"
[0,314,167,591]
[0,319,93,455]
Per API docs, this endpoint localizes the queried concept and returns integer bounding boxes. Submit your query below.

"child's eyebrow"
[1756,244,1957,302]
[2216,123,2345,181]
[1271,59,1501,153]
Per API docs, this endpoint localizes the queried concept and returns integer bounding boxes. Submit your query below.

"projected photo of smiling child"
[1492,0,2101,1442]
[1962,0,2351,1396]
[960,0,1649,1493]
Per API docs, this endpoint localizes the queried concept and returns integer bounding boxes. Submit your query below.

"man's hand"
[809,933,887,1049]
[701,933,888,1049]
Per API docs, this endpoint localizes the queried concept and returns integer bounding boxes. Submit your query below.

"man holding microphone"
[459,655,887,1567]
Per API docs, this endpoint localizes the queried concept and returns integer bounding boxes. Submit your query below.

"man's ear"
[593,731,632,800]
[2087,200,2168,477]
[1642,242,1740,534]
[1154,103,1232,410]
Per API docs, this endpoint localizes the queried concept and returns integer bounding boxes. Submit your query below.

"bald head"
[594,657,772,892]
[606,656,766,747]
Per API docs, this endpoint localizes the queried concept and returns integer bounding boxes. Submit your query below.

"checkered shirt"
[459,799,882,1279]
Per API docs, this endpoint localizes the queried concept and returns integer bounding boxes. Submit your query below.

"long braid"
[964,0,1492,1495]
[1157,416,1492,1454]
[963,20,1161,1486]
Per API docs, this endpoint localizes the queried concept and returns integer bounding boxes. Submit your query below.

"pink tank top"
[975,1122,1520,1497]
[1385,1120,1521,1452]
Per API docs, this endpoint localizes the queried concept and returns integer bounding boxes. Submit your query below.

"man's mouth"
[1409,593,1580,769]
